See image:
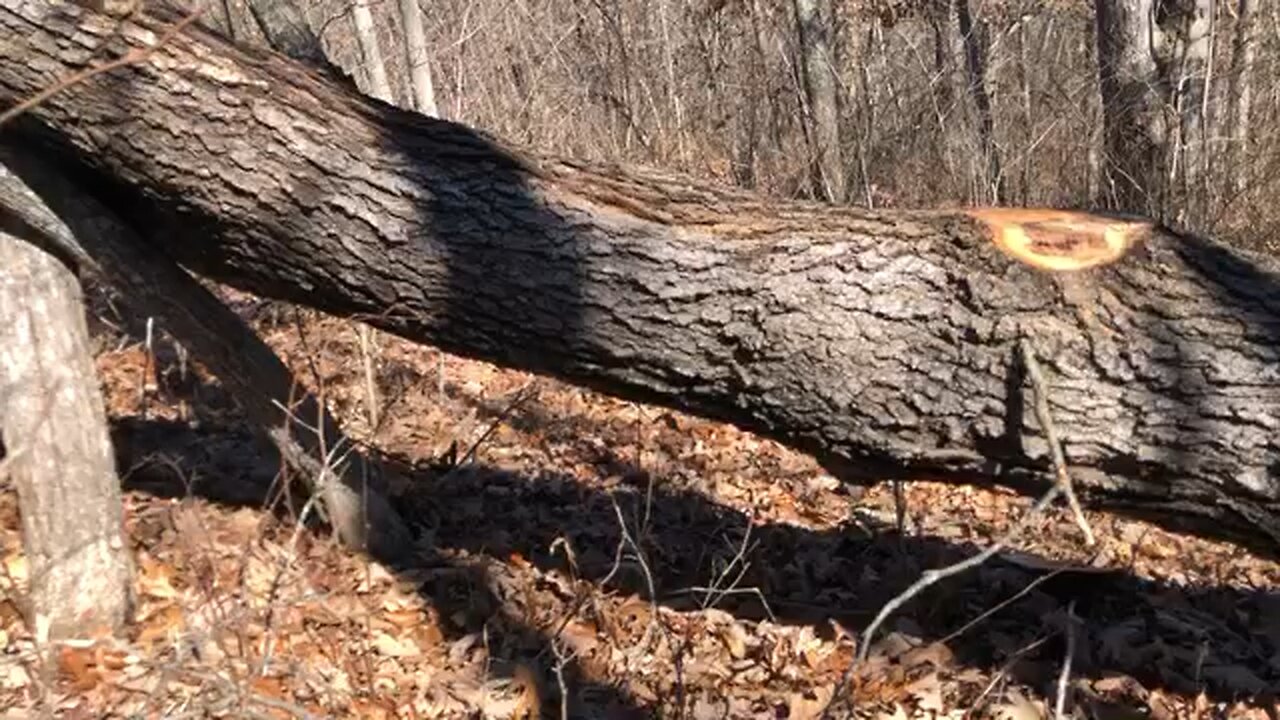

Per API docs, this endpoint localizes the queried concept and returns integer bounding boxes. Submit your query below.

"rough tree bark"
[1094,0,1169,215]
[1167,0,1213,227]
[792,0,845,203]
[2,2,1279,551]
[0,164,134,641]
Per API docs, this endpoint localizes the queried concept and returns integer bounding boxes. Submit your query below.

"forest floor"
[2,284,1279,719]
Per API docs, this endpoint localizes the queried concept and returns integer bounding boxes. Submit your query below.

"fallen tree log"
[2,1,1278,551]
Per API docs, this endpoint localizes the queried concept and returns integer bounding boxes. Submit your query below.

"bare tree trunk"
[1094,0,1212,223]
[1226,0,1258,195]
[6,2,1280,551]
[398,0,439,117]
[929,2,954,112]
[242,0,324,63]
[351,0,393,103]
[1094,0,1170,216]
[1015,22,1034,204]
[1167,0,1213,229]
[1084,13,1103,206]
[792,0,845,203]
[0,167,133,642]
[955,0,1003,203]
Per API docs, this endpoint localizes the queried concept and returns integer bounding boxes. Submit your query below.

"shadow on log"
[0,1,1277,553]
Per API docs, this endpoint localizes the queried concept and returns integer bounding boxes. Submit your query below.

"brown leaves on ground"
[2,287,1279,718]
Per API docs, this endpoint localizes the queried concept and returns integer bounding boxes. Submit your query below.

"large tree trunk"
[1167,0,1213,228]
[2,2,1279,551]
[0,164,134,641]
[1094,0,1169,215]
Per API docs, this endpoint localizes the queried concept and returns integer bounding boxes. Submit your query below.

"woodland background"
[252,0,1278,243]
[2,0,1280,718]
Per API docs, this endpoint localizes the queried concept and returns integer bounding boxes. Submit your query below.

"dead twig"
[1020,338,1095,545]
[1054,600,1079,720]
[970,633,1054,712]
[935,566,1067,647]
[550,639,572,720]
[824,480,1064,717]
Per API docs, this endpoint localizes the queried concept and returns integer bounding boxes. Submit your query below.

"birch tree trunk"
[398,0,438,117]
[351,0,393,103]
[0,165,134,642]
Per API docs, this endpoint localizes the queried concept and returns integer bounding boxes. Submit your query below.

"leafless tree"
[399,0,439,116]
[351,0,393,102]
[1225,0,1258,196]
[792,0,845,203]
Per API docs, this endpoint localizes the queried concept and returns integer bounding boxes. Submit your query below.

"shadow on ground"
[113,400,1280,717]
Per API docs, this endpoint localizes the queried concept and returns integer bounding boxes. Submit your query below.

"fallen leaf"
[993,690,1043,720]
[3,553,27,585]
[721,621,749,660]
[901,641,954,669]
[788,685,834,720]
[137,555,179,600]
[0,660,30,690]
[56,645,102,692]
[907,672,944,714]
[135,604,185,646]
[372,631,422,658]
[561,620,600,655]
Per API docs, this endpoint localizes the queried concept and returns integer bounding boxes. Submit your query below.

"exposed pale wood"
[964,208,1152,271]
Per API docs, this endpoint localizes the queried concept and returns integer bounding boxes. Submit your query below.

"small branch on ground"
[824,334,1103,716]
[550,638,572,720]
[1054,600,1079,720]
[356,324,381,431]
[823,469,1063,717]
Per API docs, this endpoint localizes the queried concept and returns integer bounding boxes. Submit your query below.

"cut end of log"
[964,208,1154,272]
